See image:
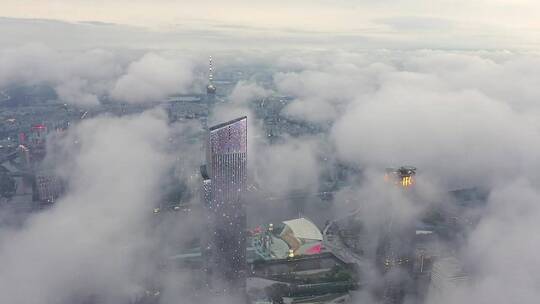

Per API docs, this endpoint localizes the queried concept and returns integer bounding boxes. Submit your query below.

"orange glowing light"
[401,176,414,187]
[384,167,416,188]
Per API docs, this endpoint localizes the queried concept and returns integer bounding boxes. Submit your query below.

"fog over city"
[1,1,540,304]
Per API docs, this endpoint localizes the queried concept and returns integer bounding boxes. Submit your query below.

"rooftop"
[209,116,247,131]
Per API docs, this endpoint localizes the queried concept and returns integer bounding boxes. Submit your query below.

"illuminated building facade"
[384,166,416,188]
[202,116,248,292]
[378,168,417,303]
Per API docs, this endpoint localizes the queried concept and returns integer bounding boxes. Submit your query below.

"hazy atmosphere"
[1,1,539,304]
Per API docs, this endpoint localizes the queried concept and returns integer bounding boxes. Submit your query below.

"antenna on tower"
[209,56,214,83]
[206,56,217,95]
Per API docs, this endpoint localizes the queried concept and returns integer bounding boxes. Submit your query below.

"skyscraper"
[426,257,468,302]
[29,124,47,163]
[34,173,64,204]
[202,116,248,293]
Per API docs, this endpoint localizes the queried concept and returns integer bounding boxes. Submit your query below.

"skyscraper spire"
[206,56,216,96]
[209,56,213,82]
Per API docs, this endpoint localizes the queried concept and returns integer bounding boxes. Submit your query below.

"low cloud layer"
[273,50,540,189]
[0,110,171,303]
[268,49,540,303]
[0,44,126,106]
[2,46,540,304]
[111,53,197,103]
[0,44,200,106]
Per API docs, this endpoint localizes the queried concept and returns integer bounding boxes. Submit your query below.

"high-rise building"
[384,166,416,188]
[30,124,47,145]
[29,124,47,163]
[17,144,31,170]
[34,173,64,204]
[18,132,27,146]
[201,116,248,293]
[427,257,468,302]
[376,227,414,304]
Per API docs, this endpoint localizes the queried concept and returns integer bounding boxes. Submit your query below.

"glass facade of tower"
[203,116,248,292]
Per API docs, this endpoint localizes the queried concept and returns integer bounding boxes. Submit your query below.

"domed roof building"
[252,217,323,260]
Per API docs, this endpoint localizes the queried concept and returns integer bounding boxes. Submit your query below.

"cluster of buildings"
[165,127,474,303]
[155,113,358,304]
[0,57,478,304]
[149,59,477,304]
[0,121,66,210]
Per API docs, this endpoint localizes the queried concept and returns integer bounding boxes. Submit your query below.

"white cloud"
[266,49,540,302]
[254,137,321,195]
[55,78,100,106]
[0,45,203,106]
[228,81,271,106]
[2,43,540,303]
[111,53,196,104]
[0,44,128,106]
[0,110,171,303]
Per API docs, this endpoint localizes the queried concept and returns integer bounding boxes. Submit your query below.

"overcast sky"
[2,0,539,50]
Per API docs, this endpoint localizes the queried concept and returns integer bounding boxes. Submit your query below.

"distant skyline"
[1,0,539,50]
